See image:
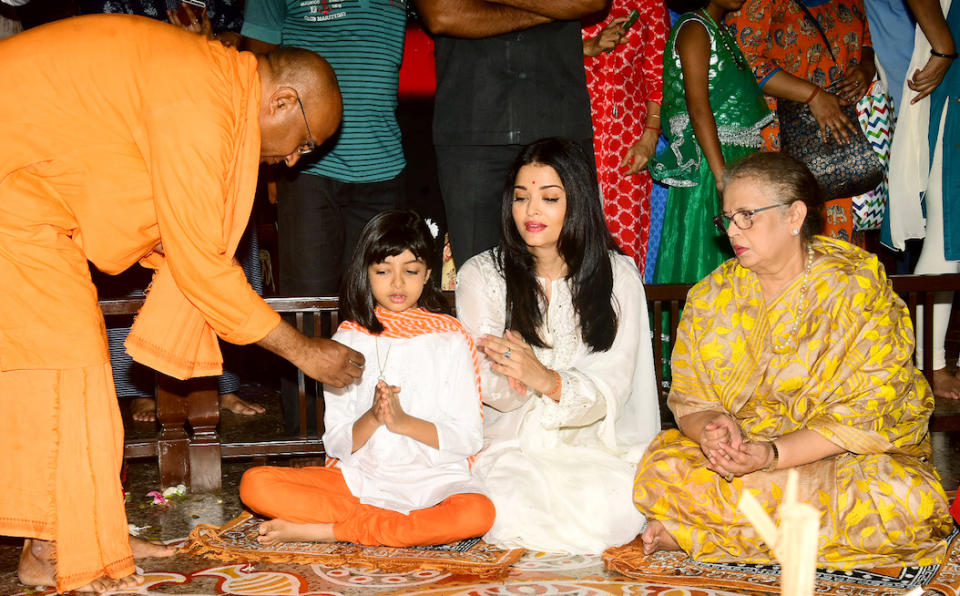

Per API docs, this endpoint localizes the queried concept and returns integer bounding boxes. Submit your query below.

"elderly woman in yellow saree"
[633,151,954,570]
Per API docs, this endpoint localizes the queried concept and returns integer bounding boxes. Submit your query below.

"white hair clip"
[424,218,440,239]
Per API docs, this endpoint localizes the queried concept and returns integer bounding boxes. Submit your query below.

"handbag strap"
[790,0,839,64]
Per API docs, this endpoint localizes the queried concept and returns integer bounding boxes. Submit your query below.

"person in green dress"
[650,0,772,285]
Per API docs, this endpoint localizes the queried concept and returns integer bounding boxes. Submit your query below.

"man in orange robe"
[0,14,362,593]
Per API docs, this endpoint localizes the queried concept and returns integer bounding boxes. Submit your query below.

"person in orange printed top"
[241,210,495,547]
[0,14,362,594]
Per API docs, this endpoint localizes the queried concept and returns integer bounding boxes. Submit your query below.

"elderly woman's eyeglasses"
[296,96,317,156]
[712,204,785,234]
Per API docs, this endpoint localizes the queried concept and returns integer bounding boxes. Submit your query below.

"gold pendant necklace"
[375,337,392,382]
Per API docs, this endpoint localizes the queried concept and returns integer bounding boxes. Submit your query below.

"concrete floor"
[1,382,958,595]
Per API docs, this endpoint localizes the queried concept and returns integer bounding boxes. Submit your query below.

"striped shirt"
[242,0,406,182]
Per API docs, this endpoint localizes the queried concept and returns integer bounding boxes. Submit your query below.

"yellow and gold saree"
[634,237,953,569]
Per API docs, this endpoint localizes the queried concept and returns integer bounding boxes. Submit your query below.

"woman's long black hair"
[498,138,621,352]
[340,209,449,334]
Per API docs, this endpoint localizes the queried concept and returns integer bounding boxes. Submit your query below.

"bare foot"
[257,519,335,545]
[19,539,145,593]
[130,397,157,422]
[640,520,681,555]
[932,368,960,399]
[78,573,144,593]
[18,539,56,588]
[220,392,266,416]
[130,535,176,558]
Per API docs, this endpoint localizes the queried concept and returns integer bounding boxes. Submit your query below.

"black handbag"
[775,3,883,199]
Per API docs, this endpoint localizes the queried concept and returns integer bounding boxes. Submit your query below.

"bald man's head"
[257,47,342,166]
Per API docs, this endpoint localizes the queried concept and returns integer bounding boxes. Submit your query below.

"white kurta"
[322,323,485,515]
[456,250,661,554]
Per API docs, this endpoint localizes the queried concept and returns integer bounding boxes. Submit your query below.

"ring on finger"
[503,348,512,359]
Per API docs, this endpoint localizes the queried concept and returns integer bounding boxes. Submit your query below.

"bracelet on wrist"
[764,440,780,472]
[646,113,661,119]
[545,369,562,400]
[930,48,959,59]
[804,86,821,104]
[644,125,661,134]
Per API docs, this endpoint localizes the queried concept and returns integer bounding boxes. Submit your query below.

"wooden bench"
[105,273,960,492]
[102,296,342,492]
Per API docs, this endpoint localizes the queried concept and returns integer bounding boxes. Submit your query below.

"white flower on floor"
[162,484,187,498]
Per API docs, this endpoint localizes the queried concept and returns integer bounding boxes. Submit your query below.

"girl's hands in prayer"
[480,330,556,397]
[709,440,774,480]
[373,380,407,433]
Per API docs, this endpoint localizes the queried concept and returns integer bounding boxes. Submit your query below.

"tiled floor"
[1,383,959,595]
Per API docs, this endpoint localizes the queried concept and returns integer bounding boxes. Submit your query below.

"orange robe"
[0,14,280,592]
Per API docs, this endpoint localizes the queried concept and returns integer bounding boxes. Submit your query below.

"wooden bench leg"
[187,378,221,492]
[156,375,190,489]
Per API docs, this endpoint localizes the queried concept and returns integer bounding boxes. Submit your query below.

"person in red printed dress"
[583,0,670,272]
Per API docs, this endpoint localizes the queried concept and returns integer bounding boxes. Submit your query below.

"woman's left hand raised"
[480,330,556,397]
[168,4,214,39]
[709,440,773,480]
[836,62,874,104]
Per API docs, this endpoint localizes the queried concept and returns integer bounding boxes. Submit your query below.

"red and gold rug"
[181,512,526,579]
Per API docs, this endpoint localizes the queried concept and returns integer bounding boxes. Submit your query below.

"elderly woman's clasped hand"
[479,330,558,399]
[699,413,776,480]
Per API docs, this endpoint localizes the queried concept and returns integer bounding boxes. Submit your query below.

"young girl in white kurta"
[240,210,494,546]
[456,138,661,554]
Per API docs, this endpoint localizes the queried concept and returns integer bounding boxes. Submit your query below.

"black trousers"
[276,169,405,434]
[435,140,595,268]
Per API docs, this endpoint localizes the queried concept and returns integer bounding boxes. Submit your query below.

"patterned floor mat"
[604,526,960,596]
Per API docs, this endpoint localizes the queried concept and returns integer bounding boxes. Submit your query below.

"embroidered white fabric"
[455,249,661,553]
[323,329,485,515]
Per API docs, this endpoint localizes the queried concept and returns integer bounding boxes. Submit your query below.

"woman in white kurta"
[455,138,661,554]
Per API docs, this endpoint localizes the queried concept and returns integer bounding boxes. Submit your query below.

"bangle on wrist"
[545,369,562,400]
[644,125,661,134]
[930,48,959,59]
[646,113,661,119]
[804,86,821,104]
[764,440,780,472]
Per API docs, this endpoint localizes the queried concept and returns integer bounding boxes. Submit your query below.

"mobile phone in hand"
[175,0,206,24]
[622,9,640,32]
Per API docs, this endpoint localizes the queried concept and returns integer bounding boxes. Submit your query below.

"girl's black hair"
[497,137,621,352]
[340,209,449,333]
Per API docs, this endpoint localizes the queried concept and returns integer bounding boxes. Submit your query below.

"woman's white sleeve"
[455,256,531,412]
